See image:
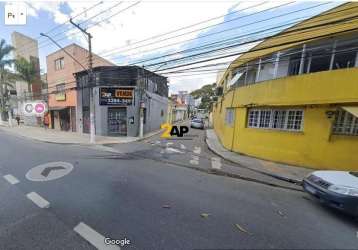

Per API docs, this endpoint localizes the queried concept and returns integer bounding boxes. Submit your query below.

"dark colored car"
[303,171,358,216]
[190,118,205,129]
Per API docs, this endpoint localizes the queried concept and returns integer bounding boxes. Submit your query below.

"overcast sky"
[0,0,343,94]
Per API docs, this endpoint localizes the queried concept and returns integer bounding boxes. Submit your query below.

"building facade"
[11,32,43,125]
[46,43,115,132]
[75,66,168,137]
[212,3,358,171]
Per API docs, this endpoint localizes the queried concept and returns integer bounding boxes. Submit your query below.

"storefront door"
[108,107,127,136]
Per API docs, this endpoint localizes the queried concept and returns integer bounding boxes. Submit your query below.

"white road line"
[166,142,173,146]
[211,157,222,170]
[74,222,120,250]
[3,174,19,184]
[193,146,201,155]
[180,144,186,150]
[166,147,184,154]
[189,159,199,165]
[26,192,50,208]
[189,155,199,165]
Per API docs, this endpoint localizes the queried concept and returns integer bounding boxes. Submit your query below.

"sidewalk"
[0,124,161,145]
[206,129,313,184]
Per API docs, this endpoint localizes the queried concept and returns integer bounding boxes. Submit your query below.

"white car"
[303,171,358,216]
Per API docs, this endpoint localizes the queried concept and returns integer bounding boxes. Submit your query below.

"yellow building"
[213,3,358,171]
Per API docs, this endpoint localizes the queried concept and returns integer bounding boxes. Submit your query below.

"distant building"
[75,66,168,136]
[11,31,42,125]
[46,43,115,132]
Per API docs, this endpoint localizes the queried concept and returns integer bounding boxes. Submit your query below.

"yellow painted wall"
[213,69,358,171]
[214,104,358,171]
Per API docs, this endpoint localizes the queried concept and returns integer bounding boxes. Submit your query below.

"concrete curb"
[0,119,190,146]
[205,136,303,186]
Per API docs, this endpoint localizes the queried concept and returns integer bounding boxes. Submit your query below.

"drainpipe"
[273,51,281,78]
[329,40,337,70]
[255,58,262,82]
[299,44,306,74]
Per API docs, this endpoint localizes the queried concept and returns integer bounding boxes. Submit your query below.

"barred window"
[247,108,303,131]
[272,110,286,129]
[225,108,235,126]
[333,110,358,136]
[248,110,260,127]
[287,110,303,130]
[259,110,271,128]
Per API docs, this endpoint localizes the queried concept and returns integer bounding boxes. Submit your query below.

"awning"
[342,106,358,118]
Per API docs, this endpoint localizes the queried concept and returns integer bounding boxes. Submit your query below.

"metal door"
[108,107,127,136]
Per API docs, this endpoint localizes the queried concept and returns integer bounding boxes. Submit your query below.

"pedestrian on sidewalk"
[15,115,20,126]
[43,113,49,130]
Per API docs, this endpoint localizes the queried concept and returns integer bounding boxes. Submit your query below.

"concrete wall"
[144,92,168,134]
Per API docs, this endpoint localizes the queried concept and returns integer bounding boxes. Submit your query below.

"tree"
[190,83,216,111]
[0,39,15,121]
[14,57,38,94]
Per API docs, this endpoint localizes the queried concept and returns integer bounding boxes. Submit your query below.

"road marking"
[166,147,184,154]
[74,222,120,250]
[180,144,186,150]
[193,146,201,155]
[160,149,165,154]
[3,174,19,184]
[211,157,222,170]
[166,142,173,146]
[26,161,73,182]
[26,192,50,208]
[155,140,161,144]
[190,155,199,165]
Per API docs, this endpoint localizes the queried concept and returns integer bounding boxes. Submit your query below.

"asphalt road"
[0,126,357,250]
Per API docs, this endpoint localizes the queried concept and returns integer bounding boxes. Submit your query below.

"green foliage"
[190,83,216,111]
[15,57,38,92]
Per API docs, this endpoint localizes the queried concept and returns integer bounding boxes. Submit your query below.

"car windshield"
[192,119,202,123]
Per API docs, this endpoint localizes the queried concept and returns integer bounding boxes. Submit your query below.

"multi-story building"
[212,3,358,171]
[46,43,115,131]
[11,32,42,125]
[75,66,168,136]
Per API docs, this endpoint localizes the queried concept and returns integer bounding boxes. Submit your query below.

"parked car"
[303,171,358,216]
[190,118,205,129]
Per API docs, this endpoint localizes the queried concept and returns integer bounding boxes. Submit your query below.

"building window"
[247,108,303,131]
[333,110,358,136]
[225,108,235,126]
[287,110,304,130]
[248,110,260,128]
[56,83,65,92]
[259,110,271,128]
[272,110,286,129]
[55,57,64,70]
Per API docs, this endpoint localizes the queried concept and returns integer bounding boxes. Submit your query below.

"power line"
[97,1,296,57]
[15,1,104,55]
[141,15,358,71]
[74,1,343,69]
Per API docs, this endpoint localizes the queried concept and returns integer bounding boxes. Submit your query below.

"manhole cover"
[26,162,74,182]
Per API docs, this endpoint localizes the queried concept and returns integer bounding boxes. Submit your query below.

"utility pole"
[69,19,96,144]
[139,66,145,138]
